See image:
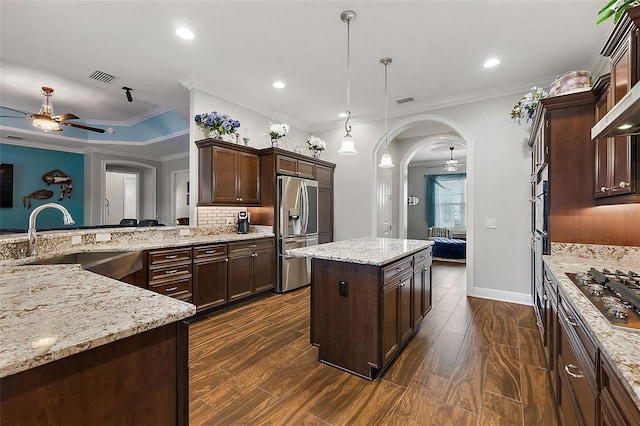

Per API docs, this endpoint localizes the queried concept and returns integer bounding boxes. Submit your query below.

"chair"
[138,219,159,227]
[176,217,189,225]
[119,218,138,226]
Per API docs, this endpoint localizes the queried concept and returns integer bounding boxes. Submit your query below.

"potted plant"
[194,111,241,139]
[306,136,326,158]
[597,0,640,24]
[267,122,290,147]
[510,87,549,125]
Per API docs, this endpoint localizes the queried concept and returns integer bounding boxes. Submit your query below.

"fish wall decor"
[23,189,54,208]
[42,169,72,200]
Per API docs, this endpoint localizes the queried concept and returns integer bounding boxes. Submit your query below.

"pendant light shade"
[378,57,393,168]
[338,10,357,156]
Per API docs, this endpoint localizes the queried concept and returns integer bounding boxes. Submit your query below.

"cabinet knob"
[252,253,258,257]
[564,364,584,379]
[225,258,229,262]
[543,294,548,301]
[600,186,609,192]
[619,181,630,188]
[395,267,403,272]
[565,316,578,327]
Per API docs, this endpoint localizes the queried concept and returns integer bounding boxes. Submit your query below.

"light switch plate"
[485,218,497,229]
[179,228,190,236]
[95,233,111,242]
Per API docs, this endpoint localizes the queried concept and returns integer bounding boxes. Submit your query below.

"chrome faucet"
[27,203,75,257]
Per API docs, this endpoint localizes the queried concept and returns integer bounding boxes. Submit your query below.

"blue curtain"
[426,173,467,228]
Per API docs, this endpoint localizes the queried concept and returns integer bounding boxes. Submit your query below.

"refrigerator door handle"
[301,181,309,235]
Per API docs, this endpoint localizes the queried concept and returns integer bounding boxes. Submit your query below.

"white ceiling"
[0,1,612,160]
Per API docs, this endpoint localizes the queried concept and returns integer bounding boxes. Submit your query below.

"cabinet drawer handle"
[165,255,178,259]
[600,186,609,192]
[165,269,179,275]
[618,181,630,188]
[165,286,178,292]
[565,316,578,327]
[395,267,403,272]
[564,364,584,379]
[205,250,216,254]
[249,244,257,248]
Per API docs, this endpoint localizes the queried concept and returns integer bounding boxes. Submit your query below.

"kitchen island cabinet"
[0,264,195,426]
[288,237,433,379]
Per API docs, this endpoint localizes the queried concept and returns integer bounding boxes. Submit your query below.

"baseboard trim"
[469,286,533,306]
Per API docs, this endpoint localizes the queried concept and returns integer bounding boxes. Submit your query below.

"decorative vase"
[271,138,279,148]
[312,150,321,159]
[206,129,221,140]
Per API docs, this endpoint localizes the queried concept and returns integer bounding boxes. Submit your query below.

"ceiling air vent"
[6,135,23,140]
[88,70,117,84]
[396,97,414,104]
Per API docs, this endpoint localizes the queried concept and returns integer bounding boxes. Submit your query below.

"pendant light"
[378,58,394,168]
[444,147,460,172]
[338,10,357,155]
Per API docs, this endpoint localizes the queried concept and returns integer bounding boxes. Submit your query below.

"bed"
[431,237,466,261]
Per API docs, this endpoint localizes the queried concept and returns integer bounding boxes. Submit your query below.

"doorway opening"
[101,160,156,225]
[172,170,190,226]
[371,114,474,296]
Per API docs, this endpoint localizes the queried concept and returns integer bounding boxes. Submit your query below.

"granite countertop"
[287,237,434,266]
[544,254,640,408]
[0,230,274,378]
[0,264,196,378]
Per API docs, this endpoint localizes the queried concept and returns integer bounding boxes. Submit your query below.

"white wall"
[160,156,189,225]
[312,93,533,304]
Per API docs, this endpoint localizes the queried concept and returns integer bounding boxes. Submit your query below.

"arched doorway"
[371,113,475,295]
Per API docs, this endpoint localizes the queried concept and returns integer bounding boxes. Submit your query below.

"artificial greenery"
[597,0,640,25]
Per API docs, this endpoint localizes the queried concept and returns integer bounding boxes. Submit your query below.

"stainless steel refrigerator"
[276,175,318,293]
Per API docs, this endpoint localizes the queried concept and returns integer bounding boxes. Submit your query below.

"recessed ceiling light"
[176,27,194,40]
[338,112,348,118]
[483,58,500,68]
[618,123,633,130]
[273,81,286,89]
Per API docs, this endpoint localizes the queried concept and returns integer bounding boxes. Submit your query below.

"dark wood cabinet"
[317,164,334,244]
[311,248,432,379]
[543,265,558,398]
[595,8,640,204]
[196,139,260,206]
[557,289,598,426]
[228,238,275,302]
[412,247,433,328]
[276,154,315,179]
[193,244,228,310]
[147,247,193,302]
[600,357,640,426]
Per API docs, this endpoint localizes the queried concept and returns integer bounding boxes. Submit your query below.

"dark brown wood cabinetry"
[196,139,260,206]
[147,247,193,302]
[228,238,275,302]
[316,164,334,244]
[193,244,228,310]
[594,8,640,204]
[600,357,640,425]
[557,288,598,426]
[311,248,432,380]
[276,154,315,179]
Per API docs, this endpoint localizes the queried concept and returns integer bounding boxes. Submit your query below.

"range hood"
[592,81,640,139]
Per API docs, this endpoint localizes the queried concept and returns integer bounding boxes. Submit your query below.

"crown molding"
[85,106,172,126]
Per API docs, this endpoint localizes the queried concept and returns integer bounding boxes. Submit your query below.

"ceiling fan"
[0,86,105,133]
[443,146,466,172]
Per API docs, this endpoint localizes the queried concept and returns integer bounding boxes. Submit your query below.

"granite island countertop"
[544,254,640,408]
[0,228,275,378]
[0,264,196,378]
[287,237,434,266]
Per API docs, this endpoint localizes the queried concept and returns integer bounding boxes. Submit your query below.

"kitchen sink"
[26,250,143,281]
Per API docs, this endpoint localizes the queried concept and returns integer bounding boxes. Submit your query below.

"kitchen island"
[0,263,196,425]
[289,237,434,379]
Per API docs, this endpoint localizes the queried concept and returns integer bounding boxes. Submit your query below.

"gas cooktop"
[566,268,640,332]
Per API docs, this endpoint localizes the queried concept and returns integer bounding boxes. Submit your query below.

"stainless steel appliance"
[566,268,640,331]
[276,176,318,293]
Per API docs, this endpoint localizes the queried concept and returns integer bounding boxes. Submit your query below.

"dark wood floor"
[188,261,558,425]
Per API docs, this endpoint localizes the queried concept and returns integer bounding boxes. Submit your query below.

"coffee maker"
[237,211,250,234]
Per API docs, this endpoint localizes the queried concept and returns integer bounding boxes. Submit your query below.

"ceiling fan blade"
[0,115,28,119]
[62,122,106,133]
[53,113,79,121]
[0,106,30,116]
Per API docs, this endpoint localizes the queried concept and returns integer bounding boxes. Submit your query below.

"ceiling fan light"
[338,133,357,155]
[379,150,394,168]
[31,115,62,132]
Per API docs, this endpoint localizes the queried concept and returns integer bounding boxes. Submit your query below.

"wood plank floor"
[188,261,558,425]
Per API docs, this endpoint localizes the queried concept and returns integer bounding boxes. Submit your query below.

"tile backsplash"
[196,206,246,227]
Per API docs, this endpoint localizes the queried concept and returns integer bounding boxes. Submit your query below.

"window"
[426,173,467,229]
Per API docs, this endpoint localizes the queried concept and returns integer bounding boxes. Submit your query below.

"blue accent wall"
[0,144,84,230]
